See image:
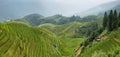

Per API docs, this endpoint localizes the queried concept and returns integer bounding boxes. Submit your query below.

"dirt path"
[75,46,84,57]
[101,36,108,40]
[113,38,120,43]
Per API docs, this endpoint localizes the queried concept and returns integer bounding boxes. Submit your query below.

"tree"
[103,12,108,29]
[70,15,76,22]
[69,15,81,22]
[113,10,118,29]
[108,10,114,31]
[118,12,120,27]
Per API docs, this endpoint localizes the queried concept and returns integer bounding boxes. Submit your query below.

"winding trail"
[113,38,120,43]
[75,46,84,57]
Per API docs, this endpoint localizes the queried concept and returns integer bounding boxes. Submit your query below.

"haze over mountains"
[0,0,117,21]
[76,0,120,16]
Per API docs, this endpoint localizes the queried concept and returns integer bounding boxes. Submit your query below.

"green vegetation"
[39,22,84,38]
[39,22,99,38]
[0,14,101,57]
[80,28,120,57]
[1,7,120,57]
[103,10,120,31]
[78,10,120,57]
[15,14,99,26]
[103,12,108,29]
[59,38,86,57]
[0,22,60,57]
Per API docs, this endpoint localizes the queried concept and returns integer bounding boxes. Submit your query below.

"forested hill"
[14,14,99,26]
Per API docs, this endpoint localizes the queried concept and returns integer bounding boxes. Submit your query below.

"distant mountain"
[76,0,120,17]
[15,14,99,26]
[23,14,44,19]
[23,14,44,25]
[21,14,67,25]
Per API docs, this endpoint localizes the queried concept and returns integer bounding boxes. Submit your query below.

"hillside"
[39,22,95,38]
[0,22,60,57]
[59,38,86,57]
[79,29,120,57]
[15,14,99,26]
[21,14,68,26]
[39,21,101,38]
[74,10,120,57]
[23,14,44,25]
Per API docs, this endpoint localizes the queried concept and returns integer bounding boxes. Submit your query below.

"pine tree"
[119,12,120,27]
[70,15,76,22]
[108,10,114,31]
[103,12,108,29]
[113,10,118,29]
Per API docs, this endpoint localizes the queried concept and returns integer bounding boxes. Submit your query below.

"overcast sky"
[41,0,116,16]
[0,0,116,19]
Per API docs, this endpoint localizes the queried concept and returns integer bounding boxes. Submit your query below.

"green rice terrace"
[79,29,120,57]
[0,22,86,57]
[0,22,60,57]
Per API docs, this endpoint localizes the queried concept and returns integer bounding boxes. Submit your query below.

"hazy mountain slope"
[22,14,44,25]
[17,14,68,26]
[114,5,120,12]
[16,14,99,26]
[0,22,60,57]
[77,0,120,16]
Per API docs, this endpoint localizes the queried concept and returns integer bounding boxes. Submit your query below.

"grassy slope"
[39,22,87,57]
[80,29,120,57]
[39,22,89,38]
[59,38,86,57]
[0,22,60,57]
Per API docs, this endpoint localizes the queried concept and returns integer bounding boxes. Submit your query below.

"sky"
[41,0,116,16]
[0,0,116,19]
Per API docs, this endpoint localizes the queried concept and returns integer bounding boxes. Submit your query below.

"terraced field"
[59,38,86,57]
[80,29,120,57]
[2,21,120,57]
[0,22,60,57]
[39,22,89,38]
